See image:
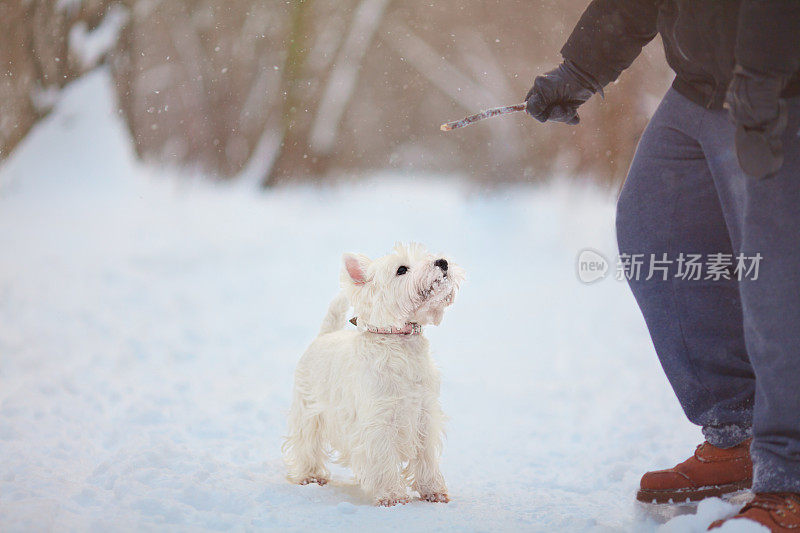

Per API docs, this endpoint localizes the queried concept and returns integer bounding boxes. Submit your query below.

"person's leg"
[701,96,800,493]
[616,88,755,447]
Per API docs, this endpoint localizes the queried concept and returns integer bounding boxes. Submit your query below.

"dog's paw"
[299,476,329,486]
[420,492,449,503]
[375,495,410,507]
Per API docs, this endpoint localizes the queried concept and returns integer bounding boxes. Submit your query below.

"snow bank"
[0,69,759,531]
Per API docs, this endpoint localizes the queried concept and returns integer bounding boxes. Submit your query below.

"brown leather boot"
[709,492,800,531]
[636,439,752,504]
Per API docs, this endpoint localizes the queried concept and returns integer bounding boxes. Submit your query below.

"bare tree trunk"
[264,0,317,185]
[0,0,119,165]
[308,0,391,156]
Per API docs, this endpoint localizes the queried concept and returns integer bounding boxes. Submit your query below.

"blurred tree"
[0,0,120,160]
[111,0,280,176]
[1,0,672,189]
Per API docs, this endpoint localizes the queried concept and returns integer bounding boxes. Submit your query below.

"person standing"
[525,1,800,530]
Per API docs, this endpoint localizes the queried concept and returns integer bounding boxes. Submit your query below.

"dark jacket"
[560,0,800,109]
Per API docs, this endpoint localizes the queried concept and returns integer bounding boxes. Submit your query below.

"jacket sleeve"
[559,0,660,87]
[735,0,800,76]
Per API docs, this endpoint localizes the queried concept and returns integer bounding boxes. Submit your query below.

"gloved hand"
[525,60,602,125]
[725,65,788,179]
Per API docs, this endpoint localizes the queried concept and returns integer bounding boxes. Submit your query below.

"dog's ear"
[342,253,370,285]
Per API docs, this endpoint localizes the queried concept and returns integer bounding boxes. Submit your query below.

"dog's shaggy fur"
[283,243,463,506]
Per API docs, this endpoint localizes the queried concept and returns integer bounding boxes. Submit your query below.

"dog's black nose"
[434,259,448,272]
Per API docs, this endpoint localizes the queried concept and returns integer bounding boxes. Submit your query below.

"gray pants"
[616,88,800,493]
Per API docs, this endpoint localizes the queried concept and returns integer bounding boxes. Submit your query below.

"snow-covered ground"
[0,70,761,531]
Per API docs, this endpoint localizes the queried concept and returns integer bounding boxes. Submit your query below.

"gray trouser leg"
[616,89,755,449]
[617,87,800,492]
[701,95,800,493]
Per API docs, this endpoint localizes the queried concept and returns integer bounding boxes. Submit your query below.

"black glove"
[725,66,788,179]
[525,60,602,125]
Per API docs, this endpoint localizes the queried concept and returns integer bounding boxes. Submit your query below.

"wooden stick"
[440,102,527,131]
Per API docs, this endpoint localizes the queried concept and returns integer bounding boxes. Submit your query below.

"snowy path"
[0,71,759,531]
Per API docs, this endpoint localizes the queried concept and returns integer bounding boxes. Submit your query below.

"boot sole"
[636,479,752,504]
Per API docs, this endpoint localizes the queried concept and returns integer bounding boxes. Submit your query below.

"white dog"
[283,243,463,506]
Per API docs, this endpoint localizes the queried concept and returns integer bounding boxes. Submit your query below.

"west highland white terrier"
[283,243,463,506]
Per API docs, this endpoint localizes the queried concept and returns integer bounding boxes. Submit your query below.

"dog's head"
[341,242,464,329]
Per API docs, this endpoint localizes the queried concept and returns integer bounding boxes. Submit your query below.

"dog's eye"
[396,266,408,276]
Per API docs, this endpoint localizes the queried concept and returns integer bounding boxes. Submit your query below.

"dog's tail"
[318,292,350,335]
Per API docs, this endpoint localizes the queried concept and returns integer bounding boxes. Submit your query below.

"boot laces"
[743,493,800,517]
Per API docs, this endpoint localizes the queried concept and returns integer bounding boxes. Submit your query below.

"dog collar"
[349,317,422,335]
